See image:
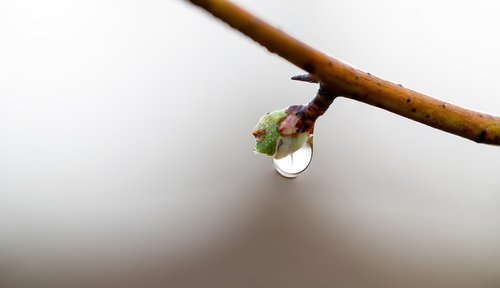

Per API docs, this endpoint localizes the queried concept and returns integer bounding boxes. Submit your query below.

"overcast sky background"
[1,1,500,287]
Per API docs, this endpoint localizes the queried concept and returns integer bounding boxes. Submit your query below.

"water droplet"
[273,136,313,178]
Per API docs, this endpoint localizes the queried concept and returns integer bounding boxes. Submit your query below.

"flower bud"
[252,109,286,157]
[252,106,310,159]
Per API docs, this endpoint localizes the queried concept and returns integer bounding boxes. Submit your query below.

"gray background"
[1,0,500,287]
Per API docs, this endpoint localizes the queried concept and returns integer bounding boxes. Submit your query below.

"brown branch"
[187,0,500,145]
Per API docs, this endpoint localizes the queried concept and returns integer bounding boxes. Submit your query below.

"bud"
[252,75,336,177]
[252,106,310,159]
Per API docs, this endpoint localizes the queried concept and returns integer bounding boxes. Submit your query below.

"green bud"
[252,107,310,159]
[252,109,286,157]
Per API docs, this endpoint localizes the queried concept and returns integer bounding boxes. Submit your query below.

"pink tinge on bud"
[278,114,299,136]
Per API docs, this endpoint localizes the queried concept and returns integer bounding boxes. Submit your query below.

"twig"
[187,0,500,145]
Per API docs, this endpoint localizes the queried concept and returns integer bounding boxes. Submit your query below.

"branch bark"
[187,0,500,145]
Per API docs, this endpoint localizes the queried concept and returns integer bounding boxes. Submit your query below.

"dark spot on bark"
[303,63,315,74]
[425,114,430,118]
[476,129,487,143]
[376,82,381,86]
[412,108,417,113]
[328,61,332,66]
[367,72,371,76]
[355,76,359,81]
[441,104,447,109]
[479,114,484,118]
[406,99,411,103]
[398,84,403,87]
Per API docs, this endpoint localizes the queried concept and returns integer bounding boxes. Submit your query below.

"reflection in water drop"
[273,136,313,178]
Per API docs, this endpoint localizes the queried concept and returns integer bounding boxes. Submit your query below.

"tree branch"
[187,0,500,145]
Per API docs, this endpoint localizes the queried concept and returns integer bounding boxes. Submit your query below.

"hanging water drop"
[273,136,313,178]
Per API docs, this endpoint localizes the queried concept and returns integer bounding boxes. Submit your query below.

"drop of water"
[273,136,313,178]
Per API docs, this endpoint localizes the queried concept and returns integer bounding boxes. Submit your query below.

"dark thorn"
[291,74,318,83]
[411,108,417,113]
[406,98,411,103]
